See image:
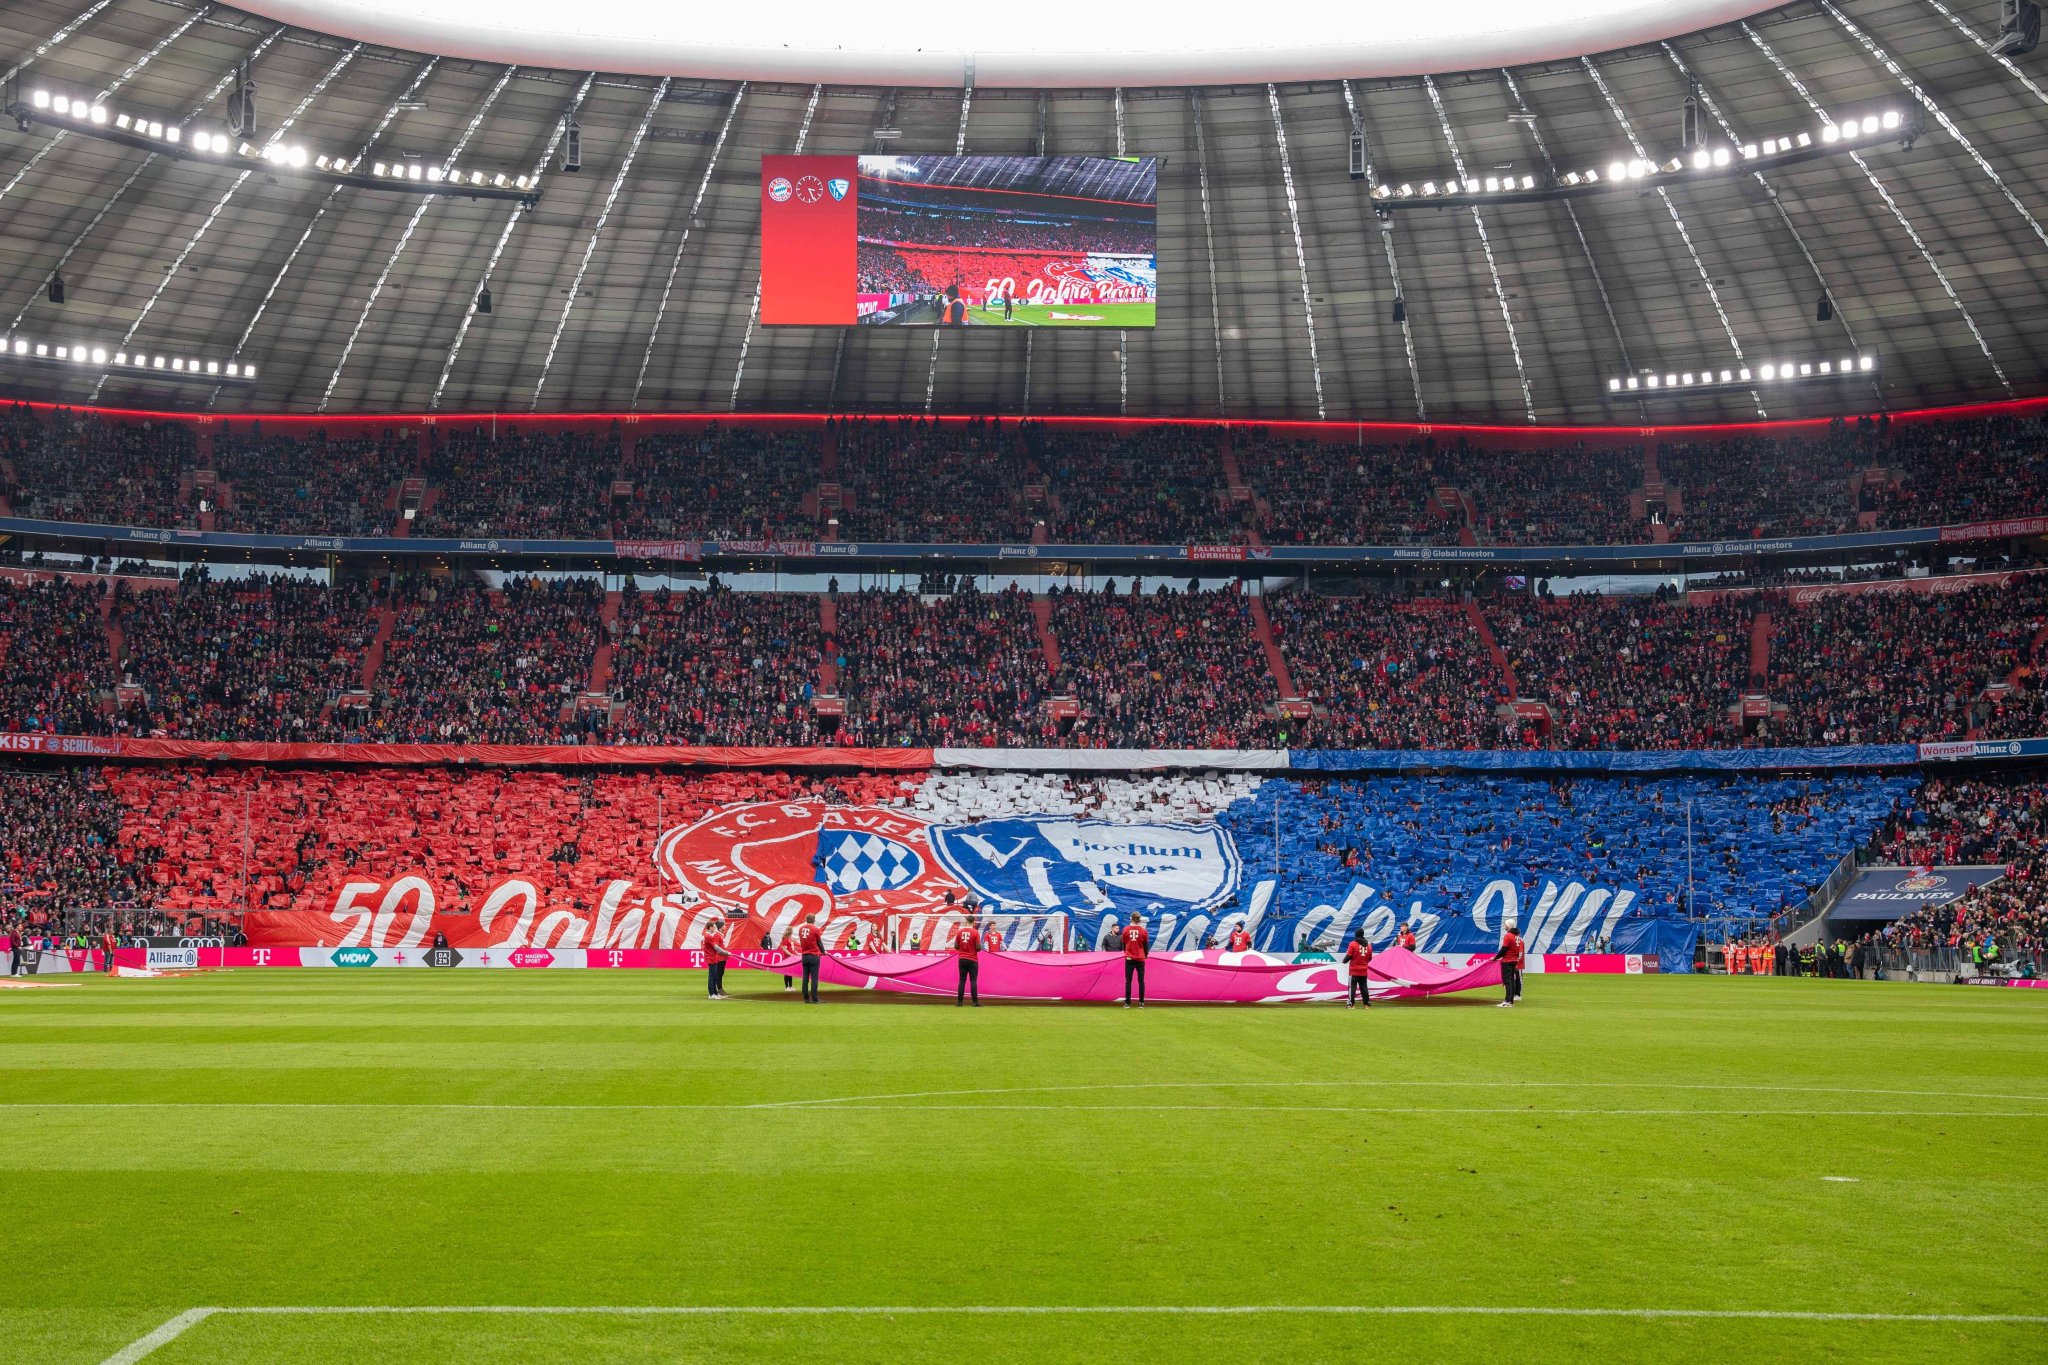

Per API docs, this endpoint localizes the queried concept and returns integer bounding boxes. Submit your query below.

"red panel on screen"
[760,155,858,325]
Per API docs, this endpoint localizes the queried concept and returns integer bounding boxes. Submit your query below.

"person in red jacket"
[1344,927,1374,1009]
[1495,923,1526,1007]
[703,921,729,1000]
[1396,924,1417,951]
[952,917,981,1006]
[1121,912,1150,1008]
[1226,925,1252,952]
[793,914,824,1004]
[980,920,1005,953]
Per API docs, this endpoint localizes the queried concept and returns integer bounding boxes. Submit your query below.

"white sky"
[244,0,1775,85]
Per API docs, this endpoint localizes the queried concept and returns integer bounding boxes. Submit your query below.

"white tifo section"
[892,771,1261,825]
[240,0,1775,86]
[103,1301,2048,1362]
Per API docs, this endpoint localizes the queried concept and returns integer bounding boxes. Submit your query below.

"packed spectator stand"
[1767,580,2048,745]
[112,572,379,741]
[1855,774,2048,977]
[5,405,2048,552]
[608,581,822,746]
[1489,591,1759,749]
[833,417,1036,544]
[619,426,822,543]
[831,583,1054,746]
[1047,583,1274,748]
[417,427,619,541]
[1268,593,1511,750]
[212,430,413,536]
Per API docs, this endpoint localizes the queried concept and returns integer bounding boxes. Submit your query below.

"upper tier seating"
[4,408,2048,548]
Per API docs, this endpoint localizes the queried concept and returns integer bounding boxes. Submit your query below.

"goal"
[884,911,1070,953]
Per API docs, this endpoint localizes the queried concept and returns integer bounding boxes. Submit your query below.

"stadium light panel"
[1362,106,1913,209]
[0,332,258,382]
[9,91,538,203]
[1606,353,1875,397]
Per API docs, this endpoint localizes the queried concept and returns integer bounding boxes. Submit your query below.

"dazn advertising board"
[761,154,1157,328]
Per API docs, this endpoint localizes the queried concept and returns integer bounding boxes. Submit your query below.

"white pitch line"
[100,1307,216,1364]
[14,1102,2041,1119]
[741,1078,2041,1108]
[102,1300,2048,1361]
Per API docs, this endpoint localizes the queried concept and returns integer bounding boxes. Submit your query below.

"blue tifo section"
[1287,746,1922,773]
[1202,775,1915,970]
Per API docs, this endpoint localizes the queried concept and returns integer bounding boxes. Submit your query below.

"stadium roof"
[237,0,1780,88]
[0,0,2045,425]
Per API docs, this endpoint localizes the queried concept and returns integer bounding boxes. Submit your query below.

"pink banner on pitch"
[733,946,1501,1003]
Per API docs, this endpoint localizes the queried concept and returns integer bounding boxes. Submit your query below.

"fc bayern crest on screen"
[766,176,793,202]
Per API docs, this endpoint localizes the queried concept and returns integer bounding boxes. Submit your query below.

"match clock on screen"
[794,175,825,203]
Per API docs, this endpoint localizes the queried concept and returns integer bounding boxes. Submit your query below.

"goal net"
[884,911,1070,953]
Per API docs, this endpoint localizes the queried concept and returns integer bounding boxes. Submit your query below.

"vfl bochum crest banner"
[927,818,1241,920]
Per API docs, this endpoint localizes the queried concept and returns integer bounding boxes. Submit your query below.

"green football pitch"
[4,970,2044,1364]
[967,301,1156,328]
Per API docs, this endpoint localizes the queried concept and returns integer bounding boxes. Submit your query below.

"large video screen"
[760,154,1157,327]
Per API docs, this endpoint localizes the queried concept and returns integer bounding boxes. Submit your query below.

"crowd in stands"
[0,768,152,915]
[213,429,414,536]
[9,408,2048,553]
[417,428,618,540]
[859,205,1154,255]
[0,576,118,734]
[112,572,379,741]
[1659,434,1861,540]
[1031,426,1245,544]
[856,244,930,297]
[619,427,820,543]
[1454,445,1643,546]
[833,416,1035,543]
[1871,415,2048,530]
[608,582,820,746]
[366,577,603,744]
[11,566,2048,752]
[1488,591,1758,749]
[1,405,193,528]
[1862,774,2048,973]
[1268,594,1513,749]
[1048,583,1274,747]
[1767,580,2048,745]
[832,583,1053,746]
[1239,439,1460,547]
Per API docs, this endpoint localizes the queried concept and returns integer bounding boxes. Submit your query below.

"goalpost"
[884,911,1070,953]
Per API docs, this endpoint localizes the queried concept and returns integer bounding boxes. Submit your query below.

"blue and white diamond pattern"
[817,831,923,895]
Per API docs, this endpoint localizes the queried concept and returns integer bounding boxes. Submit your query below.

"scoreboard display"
[760,153,1157,328]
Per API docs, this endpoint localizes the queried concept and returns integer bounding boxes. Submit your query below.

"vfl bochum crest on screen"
[928,818,1241,917]
[827,177,850,201]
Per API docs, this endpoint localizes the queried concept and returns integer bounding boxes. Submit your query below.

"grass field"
[4,970,2045,1363]
[963,301,1156,328]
